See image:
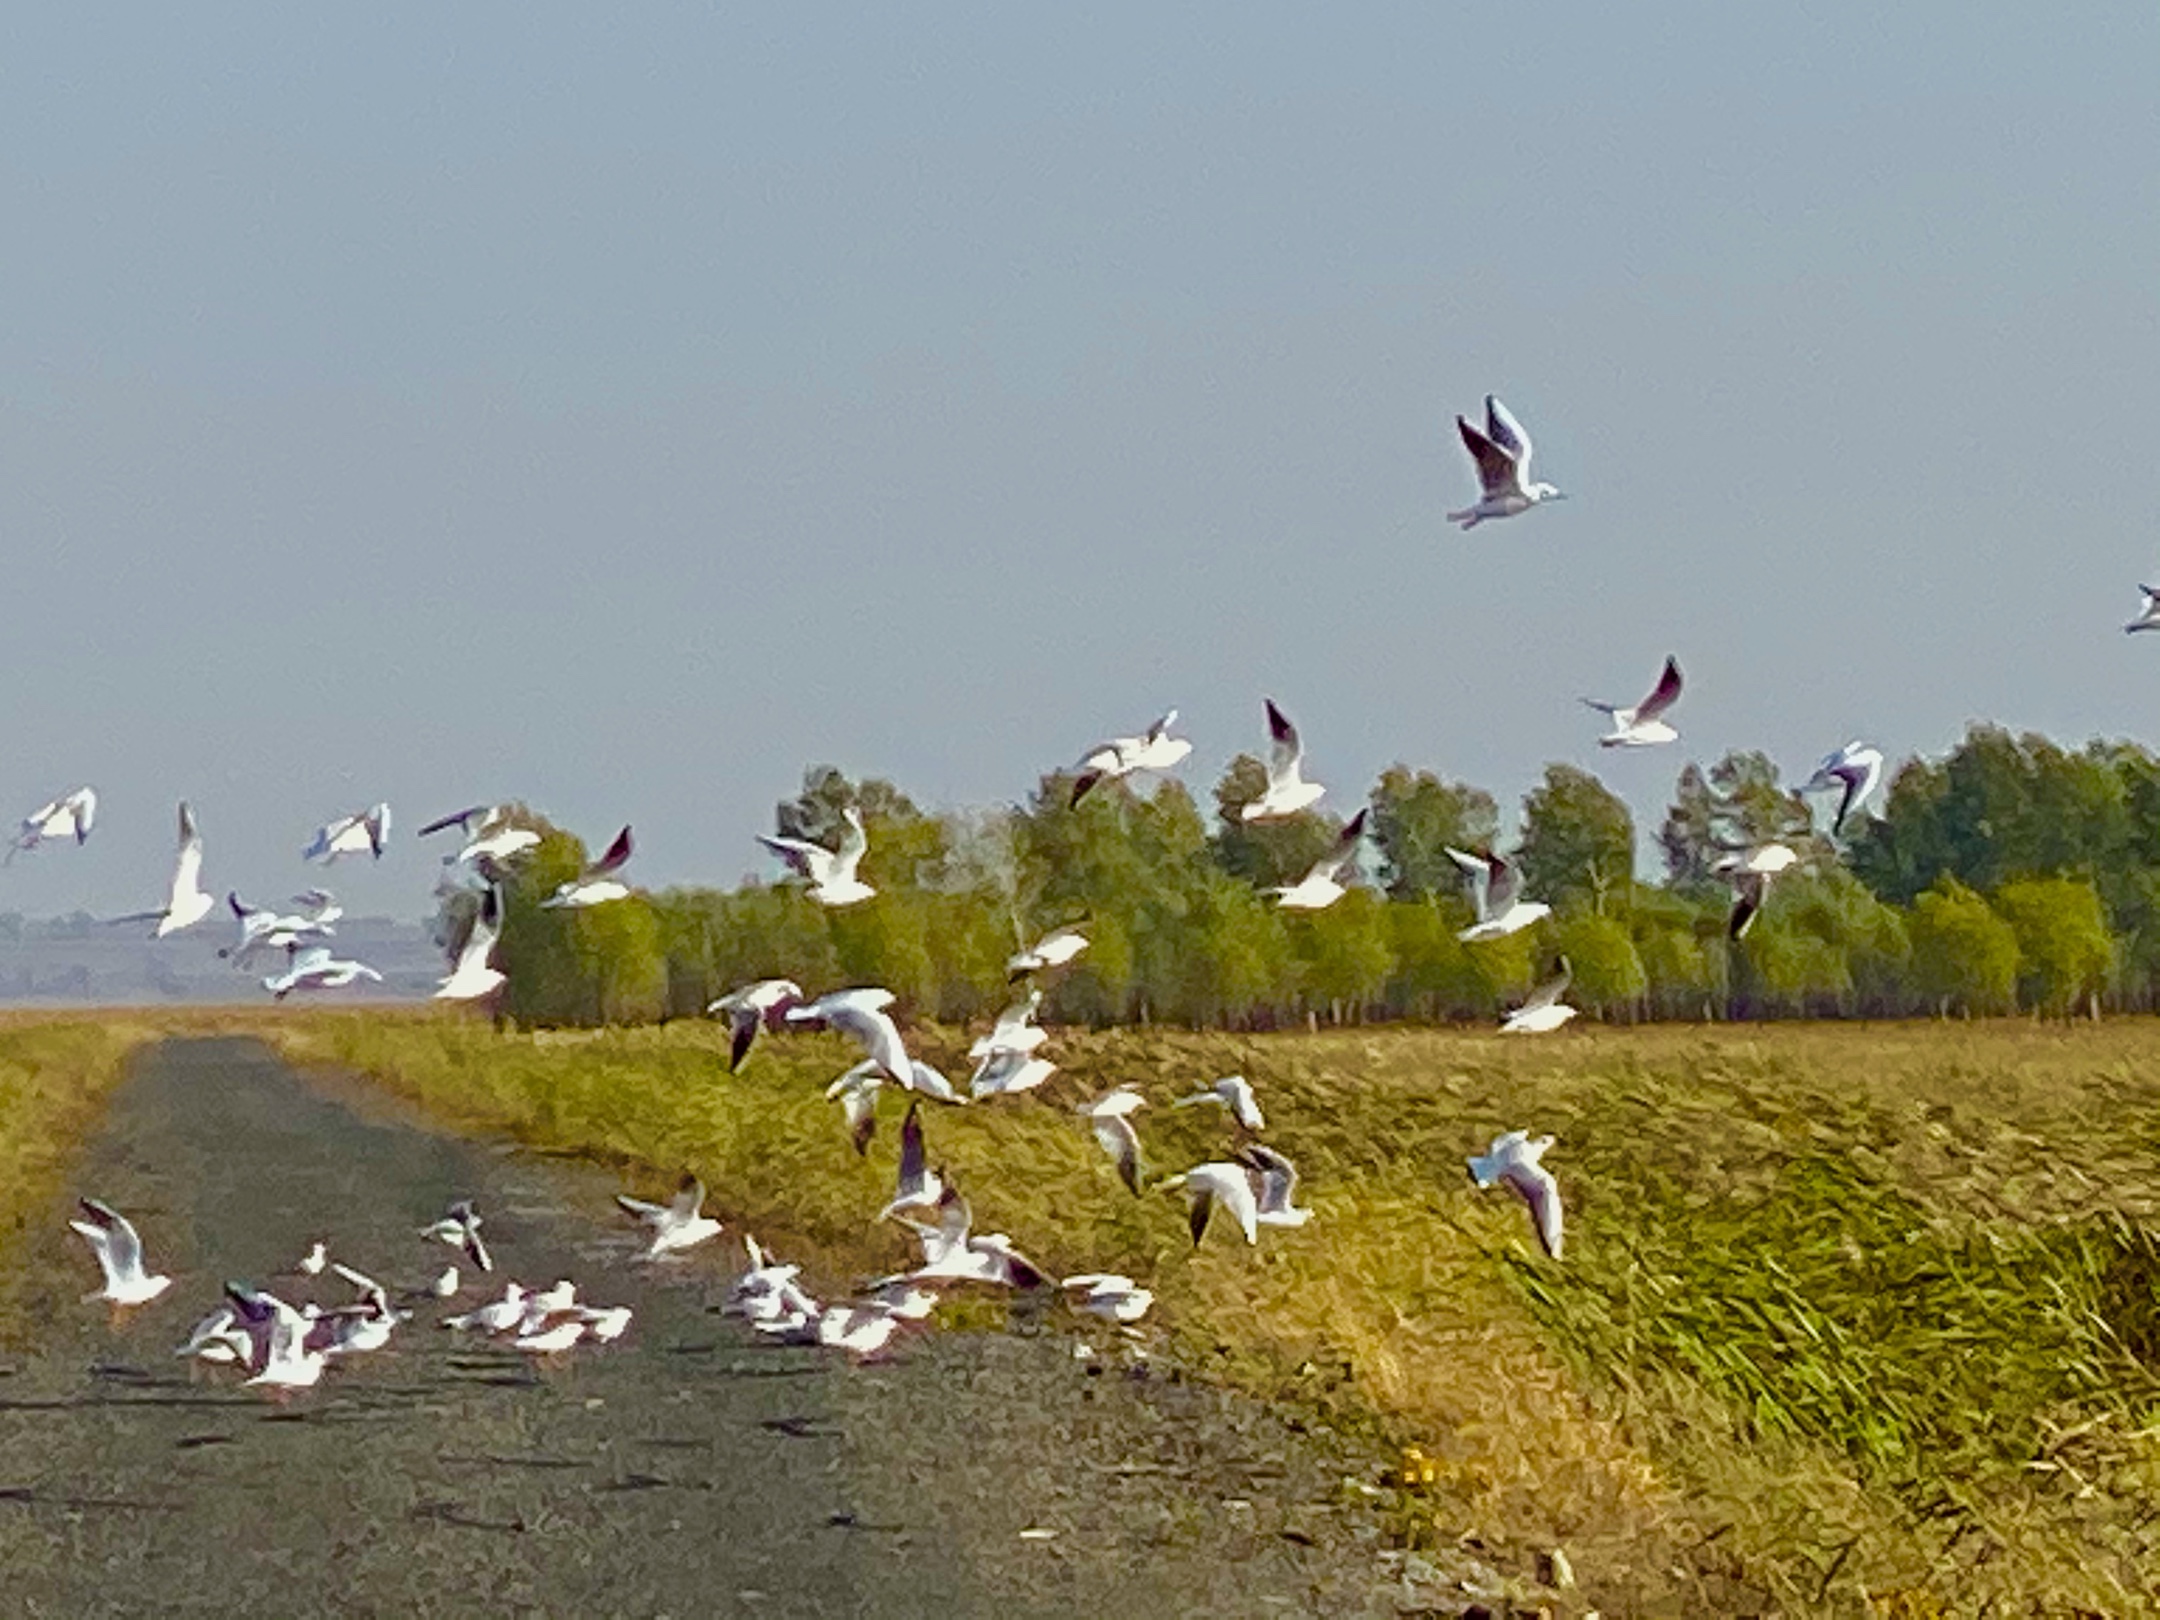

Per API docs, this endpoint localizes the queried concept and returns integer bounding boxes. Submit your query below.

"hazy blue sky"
[2,5,2154,924]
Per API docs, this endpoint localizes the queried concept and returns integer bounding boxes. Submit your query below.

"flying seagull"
[1800,741,1885,835]
[1466,1130,1564,1259]
[419,804,541,868]
[421,1199,492,1273]
[877,1101,947,1224]
[1446,846,1551,942]
[969,988,1047,1060]
[2128,585,2160,634]
[1717,842,1799,939]
[893,1186,1047,1289]
[1163,1162,1260,1247]
[1271,809,1369,910]
[616,1174,723,1258]
[1007,924,1089,980]
[1174,1074,1266,1133]
[1241,700,1326,821]
[1076,1086,1147,1195]
[1241,1145,1313,1228]
[71,1198,173,1307]
[708,978,805,1070]
[263,944,383,999]
[302,803,391,864]
[1061,1272,1154,1324]
[1585,656,1683,748]
[760,808,875,907]
[1070,711,1193,806]
[108,801,215,937]
[1502,957,1578,1034]
[787,987,959,1100]
[435,884,506,1001]
[1446,395,1565,530]
[541,826,634,907]
[10,787,96,861]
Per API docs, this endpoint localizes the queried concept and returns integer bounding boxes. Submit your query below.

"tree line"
[477,724,2155,1029]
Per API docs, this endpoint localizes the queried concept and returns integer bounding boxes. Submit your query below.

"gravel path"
[0,1038,1430,1619]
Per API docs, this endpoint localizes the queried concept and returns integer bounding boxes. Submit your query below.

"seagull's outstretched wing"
[1482,395,1532,470]
[1520,957,1573,1014]
[587,826,633,879]
[1263,699,1303,781]
[1456,415,1520,498]
[1635,656,1684,723]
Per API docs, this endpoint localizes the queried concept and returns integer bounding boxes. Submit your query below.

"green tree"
[1518,764,1634,911]
[1991,877,2114,1017]
[1285,890,1395,1022]
[1547,913,1646,1018]
[1369,765,1498,898]
[1906,878,2020,1016]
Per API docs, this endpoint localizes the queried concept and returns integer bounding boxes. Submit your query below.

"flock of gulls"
[53,392,2144,1393]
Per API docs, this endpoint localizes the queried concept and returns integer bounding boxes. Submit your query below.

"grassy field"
[0,1015,172,1331]
[258,1011,2160,1615]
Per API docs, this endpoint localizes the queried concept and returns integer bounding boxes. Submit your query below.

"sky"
[1,5,2154,923]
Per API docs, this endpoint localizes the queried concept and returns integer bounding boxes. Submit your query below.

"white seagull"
[1446,395,1565,530]
[1271,809,1369,910]
[760,808,875,907]
[1006,924,1089,980]
[1241,700,1327,821]
[1717,842,1800,940]
[1070,711,1193,807]
[418,804,542,867]
[968,1046,1057,1100]
[421,1199,492,1273]
[1076,1086,1147,1196]
[1163,1162,1260,1247]
[1467,1130,1564,1259]
[444,1281,528,1335]
[225,1283,328,1389]
[220,891,336,966]
[969,989,1047,1060]
[10,787,96,861]
[1240,1145,1313,1228]
[263,944,383,1000]
[302,803,391,864]
[435,885,506,1001]
[826,1060,886,1155]
[2127,585,2160,634]
[1585,655,1684,748]
[616,1174,724,1258]
[1174,1074,1266,1133]
[1061,1273,1155,1325]
[894,1187,1047,1289]
[708,978,806,1071]
[1501,958,1578,1035]
[1446,847,1552,942]
[1800,741,1885,835]
[876,1101,946,1224]
[71,1198,172,1307]
[108,801,215,937]
[541,825,635,908]
[787,988,959,1101]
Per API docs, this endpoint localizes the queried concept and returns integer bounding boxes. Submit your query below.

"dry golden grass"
[40,1007,2160,1614]
[0,1014,174,1332]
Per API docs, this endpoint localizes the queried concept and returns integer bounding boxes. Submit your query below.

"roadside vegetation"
[0,1016,163,1331]
[274,1009,2160,1615]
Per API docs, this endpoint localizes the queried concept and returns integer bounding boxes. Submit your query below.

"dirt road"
[0,1039,1430,1618]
